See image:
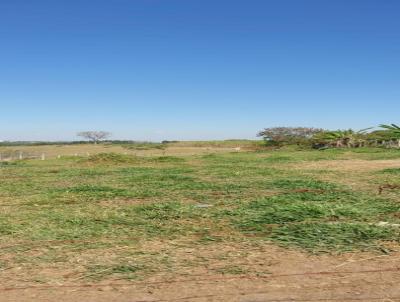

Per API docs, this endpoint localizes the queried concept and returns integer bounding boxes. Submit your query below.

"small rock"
[98,285,115,291]
[195,204,213,208]
[377,221,400,227]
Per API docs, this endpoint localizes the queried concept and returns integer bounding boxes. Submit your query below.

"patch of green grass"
[270,223,398,252]
[381,168,400,174]
[349,148,388,154]
[57,168,111,177]
[221,189,400,251]
[223,192,356,227]
[0,161,22,167]
[81,153,141,165]
[5,201,198,241]
[150,156,186,163]
[47,185,137,203]
[118,166,242,196]
[351,148,400,160]
[269,178,339,191]
[108,202,203,237]
[261,149,346,163]
[122,142,166,150]
[214,265,248,275]
[85,263,146,280]
[132,202,193,220]
[263,155,294,163]
[0,217,16,235]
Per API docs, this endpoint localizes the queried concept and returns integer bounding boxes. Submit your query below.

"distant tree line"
[257,124,400,149]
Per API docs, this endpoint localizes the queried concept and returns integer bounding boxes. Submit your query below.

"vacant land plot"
[1,147,400,301]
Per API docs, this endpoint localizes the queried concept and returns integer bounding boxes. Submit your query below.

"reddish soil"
[1,244,399,302]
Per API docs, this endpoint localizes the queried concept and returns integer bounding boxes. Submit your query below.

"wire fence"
[1,267,400,301]
[1,235,399,301]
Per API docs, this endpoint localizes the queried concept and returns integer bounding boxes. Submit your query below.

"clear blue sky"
[1,0,399,141]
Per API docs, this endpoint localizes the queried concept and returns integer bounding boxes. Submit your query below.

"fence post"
[19,152,23,160]
[41,153,46,161]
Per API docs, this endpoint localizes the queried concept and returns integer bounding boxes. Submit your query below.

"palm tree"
[380,124,400,135]
[316,129,370,148]
[321,130,350,148]
[351,128,372,147]
[379,124,400,148]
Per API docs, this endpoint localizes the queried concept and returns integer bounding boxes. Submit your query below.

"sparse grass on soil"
[1,147,400,284]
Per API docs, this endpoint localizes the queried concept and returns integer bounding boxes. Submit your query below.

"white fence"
[0,151,46,161]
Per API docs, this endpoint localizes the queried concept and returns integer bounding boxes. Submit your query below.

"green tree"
[257,127,324,146]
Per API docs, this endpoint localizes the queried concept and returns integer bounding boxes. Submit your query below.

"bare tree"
[77,131,111,144]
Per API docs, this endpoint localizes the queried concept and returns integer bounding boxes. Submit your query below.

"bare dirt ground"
[1,243,399,302]
[289,159,400,194]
